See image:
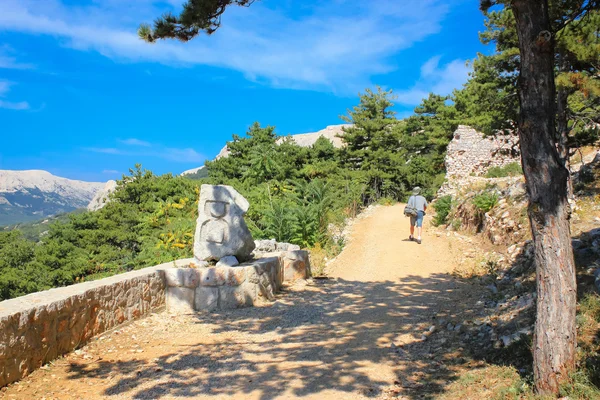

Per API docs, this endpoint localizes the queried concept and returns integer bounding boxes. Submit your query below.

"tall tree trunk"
[557,54,574,198]
[557,87,574,198]
[511,0,577,395]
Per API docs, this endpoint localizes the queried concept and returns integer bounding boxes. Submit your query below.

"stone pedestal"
[163,250,310,313]
[164,257,283,312]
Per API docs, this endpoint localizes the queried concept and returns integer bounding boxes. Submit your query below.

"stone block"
[199,267,228,286]
[226,267,246,286]
[283,250,310,281]
[219,283,256,309]
[164,268,200,288]
[194,286,219,312]
[166,287,195,314]
[246,264,260,284]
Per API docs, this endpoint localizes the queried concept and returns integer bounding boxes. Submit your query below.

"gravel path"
[2,204,473,400]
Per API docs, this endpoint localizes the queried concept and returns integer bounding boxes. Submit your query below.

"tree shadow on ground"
[64,228,600,400]
[65,272,488,399]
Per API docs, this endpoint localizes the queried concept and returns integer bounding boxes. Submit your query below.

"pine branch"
[138,0,257,43]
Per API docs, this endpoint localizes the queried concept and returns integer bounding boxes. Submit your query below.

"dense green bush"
[433,195,453,226]
[485,162,523,178]
[473,192,499,213]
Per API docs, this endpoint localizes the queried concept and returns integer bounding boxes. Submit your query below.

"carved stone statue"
[193,184,255,262]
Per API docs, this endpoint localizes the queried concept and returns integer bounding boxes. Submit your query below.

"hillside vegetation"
[0,88,455,301]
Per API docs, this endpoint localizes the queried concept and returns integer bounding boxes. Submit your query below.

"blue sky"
[0,0,489,182]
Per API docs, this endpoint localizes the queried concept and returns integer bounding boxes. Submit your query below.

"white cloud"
[395,56,470,106]
[85,141,205,163]
[0,0,453,92]
[162,148,204,163]
[119,138,151,147]
[85,147,123,155]
[0,80,30,110]
[0,100,31,110]
[0,81,11,96]
[0,45,34,69]
[420,55,441,78]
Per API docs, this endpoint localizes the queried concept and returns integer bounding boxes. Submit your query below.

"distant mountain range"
[0,170,104,226]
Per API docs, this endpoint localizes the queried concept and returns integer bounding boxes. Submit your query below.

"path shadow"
[64,228,600,399]
[65,273,485,399]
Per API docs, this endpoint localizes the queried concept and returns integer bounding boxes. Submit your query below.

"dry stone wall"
[439,126,520,195]
[445,125,519,179]
[0,259,190,388]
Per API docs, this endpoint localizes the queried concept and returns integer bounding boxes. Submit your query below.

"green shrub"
[485,162,523,178]
[433,195,452,226]
[377,197,396,206]
[473,192,499,213]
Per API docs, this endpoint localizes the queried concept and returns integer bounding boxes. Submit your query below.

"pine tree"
[479,0,600,394]
[340,87,403,201]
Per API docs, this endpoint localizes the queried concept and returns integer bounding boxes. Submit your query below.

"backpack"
[404,196,418,217]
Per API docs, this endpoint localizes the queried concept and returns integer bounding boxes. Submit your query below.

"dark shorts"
[410,211,424,227]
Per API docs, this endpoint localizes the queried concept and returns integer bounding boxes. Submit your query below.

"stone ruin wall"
[445,125,520,179]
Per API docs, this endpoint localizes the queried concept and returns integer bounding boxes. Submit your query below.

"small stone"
[216,256,239,268]
[500,335,512,347]
[485,284,498,294]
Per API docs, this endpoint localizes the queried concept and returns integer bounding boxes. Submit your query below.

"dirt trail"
[2,204,474,400]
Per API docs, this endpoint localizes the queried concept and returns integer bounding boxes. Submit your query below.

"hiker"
[408,187,427,244]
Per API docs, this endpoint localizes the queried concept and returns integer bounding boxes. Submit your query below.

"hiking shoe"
[409,235,414,241]
[416,238,422,244]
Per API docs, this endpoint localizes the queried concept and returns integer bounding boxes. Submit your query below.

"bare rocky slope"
[0,170,104,226]
[214,124,350,160]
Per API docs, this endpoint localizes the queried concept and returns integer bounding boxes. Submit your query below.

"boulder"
[193,185,255,262]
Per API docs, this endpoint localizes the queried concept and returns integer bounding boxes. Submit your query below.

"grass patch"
[376,197,396,206]
[473,192,499,213]
[308,240,344,277]
[440,365,533,400]
[486,162,523,178]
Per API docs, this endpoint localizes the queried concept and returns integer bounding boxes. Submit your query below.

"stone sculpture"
[194,184,255,262]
